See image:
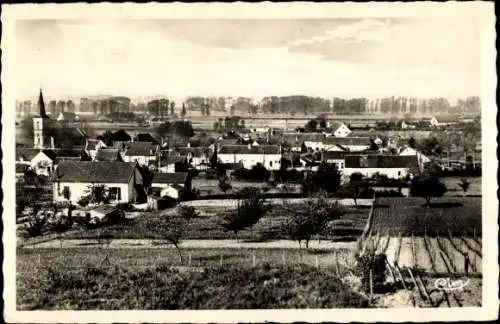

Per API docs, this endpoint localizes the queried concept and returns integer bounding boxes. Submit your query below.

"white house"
[26,150,57,176]
[57,112,78,122]
[401,121,416,130]
[85,139,107,160]
[323,137,371,152]
[281,133,325,152]
[114,141,159,166]
[399,147,431,172]
[343,155,419,180]
[218,144,281,170]
[174,147,211,170]
[150,172,189,200]
[429,116,459,127]
[329,122,352,137]
[52,161,144,205]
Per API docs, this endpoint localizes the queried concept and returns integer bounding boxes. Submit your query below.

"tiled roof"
[323,137,371,146]
[95,149,123,162]
[134,133,160,144]
[219,145,280,155]
[329,122,346,132]
[16,164,30,174]
[345,155,419,169]
[152,172,188,184]
[175,147,208,158]
[114,141,158,156]
[282,133,325,143]
[54,161,137,183]
[16,148,41,161]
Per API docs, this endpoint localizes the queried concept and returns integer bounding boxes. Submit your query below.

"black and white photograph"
[1,2,498,323]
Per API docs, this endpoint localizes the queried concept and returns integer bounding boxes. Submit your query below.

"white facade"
[333,124,351,137]
[151,183,185,199]
[323,143,370,152]
[324,158,345,170]
[53,181,132,205]
[342,167,410,180]
[304,141,323,152]
[33,117,49,149]
[218,153,281,170]
[159,163,176,173]
[123,155,156,166]
[399,147,430,172]
[30,151,54,176]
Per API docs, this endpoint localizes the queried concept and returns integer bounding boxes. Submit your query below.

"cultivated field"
[440,177,481,197]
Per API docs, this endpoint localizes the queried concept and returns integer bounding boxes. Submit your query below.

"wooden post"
[315,256,319,268]
[416,275,434,307]
[386,259,397,284]
[220,254,223,267]
[394,262,408,290]
[369,270,373,304]
[282,251,286,267]
[252,253,256,268]
[188,252,192,267]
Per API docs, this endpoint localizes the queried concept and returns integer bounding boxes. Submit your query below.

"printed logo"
[434,278,470,291]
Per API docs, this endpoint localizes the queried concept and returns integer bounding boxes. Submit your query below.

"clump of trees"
[232,163,270,182]
[302,162,341,195]
[284,194,344,249]
[221,188,269,241]
[410,175,447,207]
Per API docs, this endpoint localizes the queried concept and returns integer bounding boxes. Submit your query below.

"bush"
[77,195,91,208]
[355,252,388,293]
[232,163,270,181]
[178,205,199,220]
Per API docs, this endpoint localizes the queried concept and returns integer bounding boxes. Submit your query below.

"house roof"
[322,151,380,161]
[114,141,158,156]
[54,161,137,183]
[16,164,30,174]
[95,149,123,162]
[330,122,346,132]
[86,139,106,150]
[219,145,280,155]
[345,155,419,169]
[134,133,160,145]
[282,133,325,144]
[16,148,41,161]
[324,137,371,146]
[152,172,188,184]
[175,147,208,158]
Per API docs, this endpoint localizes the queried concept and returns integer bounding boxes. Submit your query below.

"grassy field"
[371,197,481,236]
[64,203,369,241]
[440,177,481,197]
[17,247,365,310]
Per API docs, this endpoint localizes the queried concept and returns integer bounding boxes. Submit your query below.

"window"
[270,161,273,167]
[60,186,69,196]
[109,187,121,200]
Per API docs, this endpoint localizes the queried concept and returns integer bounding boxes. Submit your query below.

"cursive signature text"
[434,278,470,291]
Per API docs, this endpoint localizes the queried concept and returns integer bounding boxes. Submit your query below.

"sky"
[14,18,481,101]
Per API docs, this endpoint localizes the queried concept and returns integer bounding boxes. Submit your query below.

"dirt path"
[23,238,358,250]
[397,237,414,268]
[414,237,433,272]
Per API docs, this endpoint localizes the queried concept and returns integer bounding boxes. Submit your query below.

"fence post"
[315,256,319,268]
[252,253,256,268]
[188,252,192,267]
[220,254,223,267]
[282,251,286,267]
[369,270,373,304]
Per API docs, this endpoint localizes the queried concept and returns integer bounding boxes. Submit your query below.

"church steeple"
[38,88,48,118]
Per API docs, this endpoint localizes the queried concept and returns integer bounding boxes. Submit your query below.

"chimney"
[248,143,252,150]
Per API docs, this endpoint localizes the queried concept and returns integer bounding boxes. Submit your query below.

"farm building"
[114,141,159,166]
[150,172,190,200]
[281,133,325,152]
[323,137,372,152]
[94,148,124,162]
[52,161,145,205]
[343,155,419,180]
[85,139,107,159]
[218,144,281,170]
[328,122,351,137]
[399,147,431,172]
[174,147,211,170]
[157,155,189,173]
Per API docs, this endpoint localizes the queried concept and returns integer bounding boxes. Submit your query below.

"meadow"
[370,197,481,237]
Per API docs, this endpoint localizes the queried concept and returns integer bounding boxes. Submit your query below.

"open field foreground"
[17,248,367,310]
